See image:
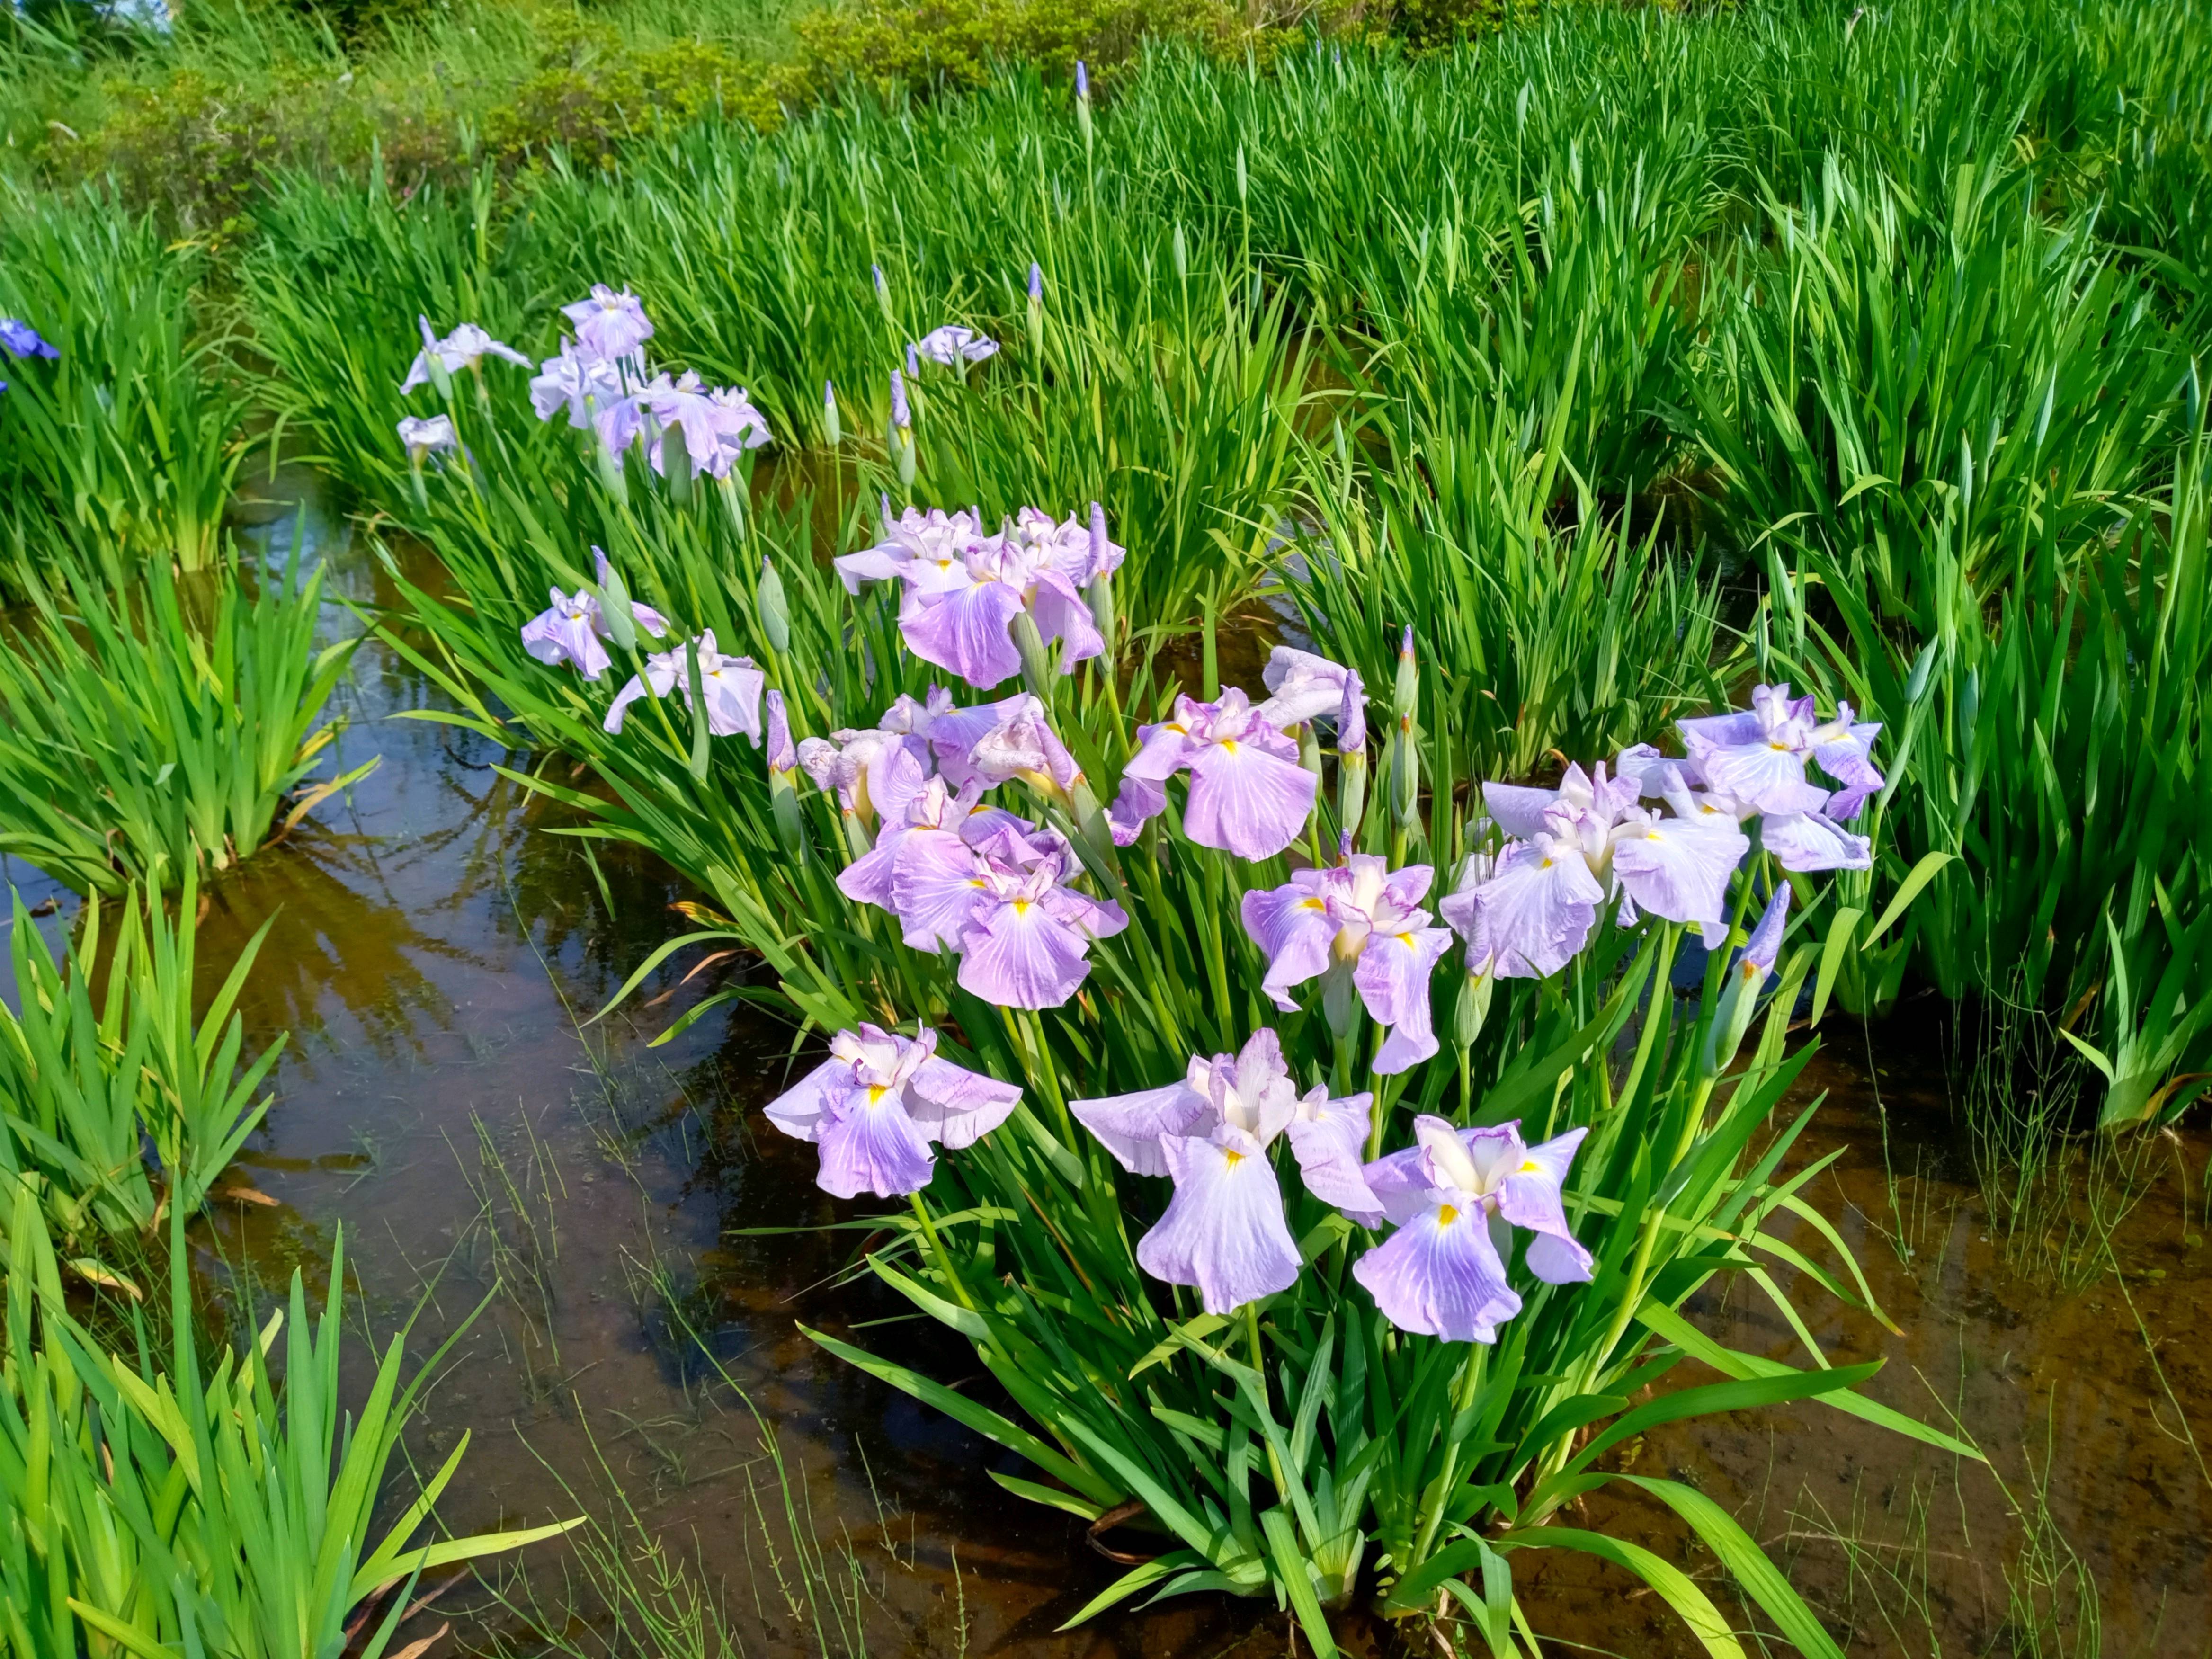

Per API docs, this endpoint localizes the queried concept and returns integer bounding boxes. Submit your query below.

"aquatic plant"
[0,537,372,896]
[0,181,247,578]
[0,1188,579,1659]
[366,285,1971,1649]
[0,869,282,1269]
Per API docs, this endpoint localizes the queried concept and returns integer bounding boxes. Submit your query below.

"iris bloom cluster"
[835,502,1125,688]
[1446,685,1882,981]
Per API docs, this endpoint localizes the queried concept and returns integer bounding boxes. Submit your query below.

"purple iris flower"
[764,1024,1021,1199]
[1614,745,1873,874]
[638,373,772,476]
[603,629,766,741]
[1075,59,1089,98]
[1677,683,1884,820]
[890,368,911,430]
[0,319,58,360]
[1255,646,1361,731]
[954,822,1127,1008]
[1353,1116,1592,1342]
[1445,761,1750,980]
[896,520,1108,688]
[927,692,1086,803]
[1240,855,1453,1073]
[838,776,1027,950]
[1071,1030,1379,1312]
[1107,689,1318,859]
[530,336,631,428]
[1028,262,1044,303]
[395,414,456,460]
[834,505,987,595]
[906,341,920,377]
[913,326,1000,366]
[401,319,530,392]
[517,548,671,680]
[562,285,655,362]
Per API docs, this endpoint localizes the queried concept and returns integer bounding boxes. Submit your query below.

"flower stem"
[1247,1300,1288,1497]
[910,1192,977,1314]
[1410,1339,1487,1568]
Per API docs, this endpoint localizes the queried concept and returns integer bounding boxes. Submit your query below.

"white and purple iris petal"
[1072,1030,1377,1311]
[1439,830,1605,980]
[562,284,656,362]
[1677,682,1883,820]
[955,835,1126,1010]
[1355,1115,1593,1342]
[602,630,764,740]
[913,325,1000,365]
[897,527,1105,689]
[519,588,611,680]
[530,336,629,428]
[1240,856,1451,1073]
[1255,646,1359,731]
[401,319,531,393]
[1109,689,1318,859]
[763,1024,1020,1200]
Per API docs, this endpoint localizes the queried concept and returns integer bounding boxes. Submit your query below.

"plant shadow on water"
[124,482,2212,1658]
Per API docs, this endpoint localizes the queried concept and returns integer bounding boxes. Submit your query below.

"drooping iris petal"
[761,1057,847,1142]
[1354,926,1453,1073]
[1610,813,1748,944]
[1454,837,1604,978]
[1283,1088,1380,1222]
[1493,1127,1595,1284]
[1138,1125,1302,1314]
[1070,1068,1213,1178]
[901,579,1028,688]
[1182,732,1318,860]
[815,1089,939,1199]
[1255,647,1354,729]
[904,1057,1023,1149]
[1760,810,1873,872]
[1240,878,1338,1010]
[1353,1198,1523,1342]
[882,829,989,951]
[958,894,1094,1008]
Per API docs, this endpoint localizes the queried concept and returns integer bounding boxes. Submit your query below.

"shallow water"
[9,479,2210,1659]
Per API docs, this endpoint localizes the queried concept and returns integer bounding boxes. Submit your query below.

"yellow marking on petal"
[1221,738,1240,752]
[867,1086,889,1105]
[1014,900,1033,917]
[1438,1204,1460,1226]
[1769,741,1791,751]
[1300,897,1326,910]
[1396,932,1414,946]
[1222,1149,1245,1169]
[1518,1160,1540,1174]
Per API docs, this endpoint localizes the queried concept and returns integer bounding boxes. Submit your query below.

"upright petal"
[1353,1199,1522,1342]
[1481,782,1559,839]
[1137,1126,1302,1314]
[1183,739,1319,861]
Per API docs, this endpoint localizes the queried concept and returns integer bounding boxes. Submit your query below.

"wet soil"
[6,482,2208,1659]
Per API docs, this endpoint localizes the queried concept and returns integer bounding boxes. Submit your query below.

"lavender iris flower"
[927,692,1087,802]
[764,1024,1020,1199]
[834,505,986,595]
[0,319,59,360]
[766,688,796,775]
[896,519,1109,688]
[1677,682,1884,820]
[401,319,530,392]
[1444,761,1751,980]
[1071,1030,1380,1312]
[1028,262,1044,303]
[395,414,457,460]
[603,629,766,741]
[637,373,772,477]
[1241,855,1453,1073]
[906,341,920,378]
[1614,744,1873,874]
[797,722,934,834]
[1255,645,1360,730]
[912,326,1000,366]
[562,285,655,362]
[838,776,1025,950]
[1106,689,1318,859]
[890,368,911,429]
[1353,1115,1593,1342]
[954,821,1127,1008]
[530,337,630,428]
[517,550,671,680]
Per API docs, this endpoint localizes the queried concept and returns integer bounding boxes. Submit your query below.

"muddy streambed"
[5,491,2208,1659]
